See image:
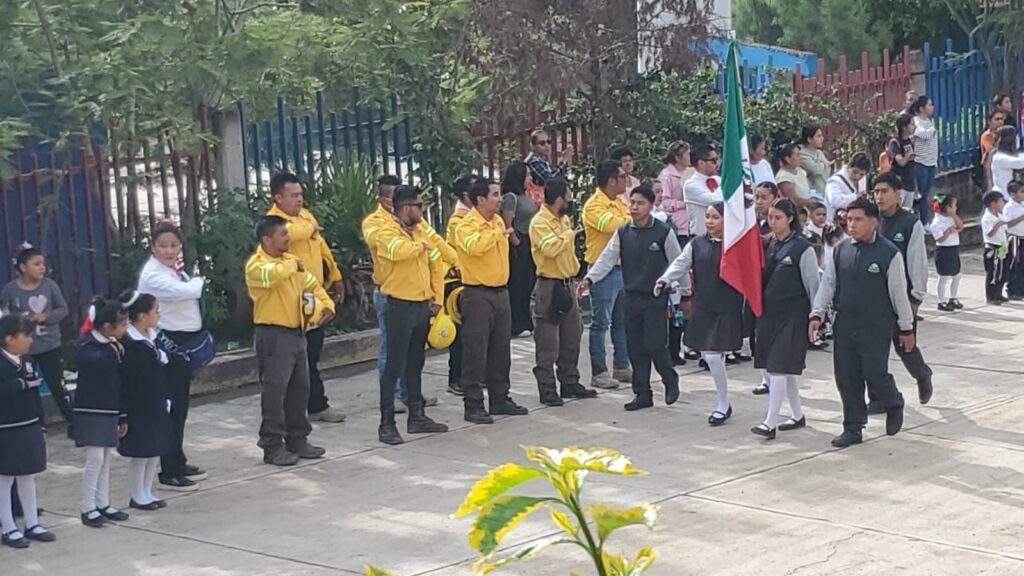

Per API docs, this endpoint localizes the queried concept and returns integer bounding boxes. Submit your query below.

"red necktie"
[706,178,718,192]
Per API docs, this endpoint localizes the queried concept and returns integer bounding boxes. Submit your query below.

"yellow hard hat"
[428,310,457,349]
[445,284,464,325]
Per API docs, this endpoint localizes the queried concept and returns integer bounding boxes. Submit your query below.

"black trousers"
[891,301,931,382]
[624,293,678,397]
[255,326,312,451]
[834,321,904,434]
[32,348,72,422]
[508,236,536,334]
[306,327,329,414]
[160,331,196,479]
[460,286,512,407]
[984,244,1007,301]
[380,298,430,424]
[446,282,463,386]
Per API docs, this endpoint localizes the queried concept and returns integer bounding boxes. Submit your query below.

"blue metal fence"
[925,38,1024,172]
[238,88,414,191]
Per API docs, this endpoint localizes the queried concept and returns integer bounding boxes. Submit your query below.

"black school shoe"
[490,398,529,416]
[831,430,863,448]
[129,499,161,511]
[950,299,964,309]
[183,465,208,481]
[937,301,954,312]
[624,395,654,411]
[750,424,776,440]
[98,506,129,521]
[708,405,733,426]
[24,525,56,542]
[159,475,199,491]
[560,384,598,399]
[539,392,564,407]
[685,349,701,360]
[778,416,806,431]
[2,530,29,549]
[752,382,769,395]
[886,399,905,436]
[80,511,108,528]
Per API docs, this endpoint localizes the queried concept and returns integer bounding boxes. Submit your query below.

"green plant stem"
[567,492,606,576]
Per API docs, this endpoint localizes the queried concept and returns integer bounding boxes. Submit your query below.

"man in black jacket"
[579,184,681,411]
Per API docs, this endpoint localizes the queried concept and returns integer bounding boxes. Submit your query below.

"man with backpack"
[824,152,871,222]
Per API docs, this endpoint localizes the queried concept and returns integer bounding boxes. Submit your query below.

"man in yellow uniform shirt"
[442,173,478,395]
[454,178,529,423]
[267,172,346,423]
[582,159,632,389]
[245,215,335,466]
[362,175,454,410]
[529,178,599,406]
[372,185,450,445]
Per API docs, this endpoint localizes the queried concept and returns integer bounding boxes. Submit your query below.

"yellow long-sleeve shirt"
[445,203,471,246]
[374,217,445,305]
[529,205,580,279]
[245,246,335,329]
[267,205,343,288]
[582,189,630,264]
[454,208,509,287]
[364,205,457,285]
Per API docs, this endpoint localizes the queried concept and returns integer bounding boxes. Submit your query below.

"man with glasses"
[684,143,724,238]
[582,160,632,389]
[526,130,575,203]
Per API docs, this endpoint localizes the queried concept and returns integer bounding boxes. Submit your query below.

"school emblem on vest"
[648,242,661,251]
[867,262,881,274]
[893,232,905,242]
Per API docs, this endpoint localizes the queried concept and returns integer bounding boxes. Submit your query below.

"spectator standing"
[525,130,574,205]
[266,173,346,424]
[990,126,1024,198]
[658,141,694,245]
[747,135,776,187]
[799,126,831,196]
[610,147,641,193]
[982,110,1007,190]
[823,153,871,222]
[500,162,539,337]
[684,143,724,236]
[993,93,1018,134]
[775,143,813,208]
[887,114,918,209]
[910,96,939,223]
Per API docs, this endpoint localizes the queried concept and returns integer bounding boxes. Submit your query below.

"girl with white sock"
[658,202,745,426]
[0,315,55,549]
[930,194,964,311]
[752,199,819,439]
[117,291,174,511]
[74,297,130,527]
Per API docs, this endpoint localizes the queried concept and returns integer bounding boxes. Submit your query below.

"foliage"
[452,446,658,576]
[303,157,379,268]
[942,0,1024,95]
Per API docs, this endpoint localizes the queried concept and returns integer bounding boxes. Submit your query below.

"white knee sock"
[15,476,39,529]
[144,458,160,502]
[96,448,112,510]
[937,276,950,302]
[785,375,805,421]
[950,274,961,299]
[129,458,150,504]
[0,475,16,534]
[82,447,112,513]
[764,373,788,428]
[703,353,730,414]
[760,370,769,387]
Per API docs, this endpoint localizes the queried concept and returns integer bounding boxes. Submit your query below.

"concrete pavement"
[7,251,1024,575]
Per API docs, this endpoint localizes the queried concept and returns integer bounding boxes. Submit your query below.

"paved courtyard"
[8,252,1024,575]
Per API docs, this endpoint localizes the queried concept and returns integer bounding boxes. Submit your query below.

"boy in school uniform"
[1002,181,1024,299]
[981,192,1011,304]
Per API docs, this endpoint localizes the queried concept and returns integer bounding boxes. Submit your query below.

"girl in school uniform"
[118,291,173,511]
[657,202,744,426]
[929,194,964,311]
[751,199,819,440]
[0,314,55,549]
[75,297,130,527]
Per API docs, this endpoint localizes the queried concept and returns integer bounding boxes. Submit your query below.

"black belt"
[254,324,303,335]
[538,276,574,283]
[463,284,507,291]
[386,296,430,304]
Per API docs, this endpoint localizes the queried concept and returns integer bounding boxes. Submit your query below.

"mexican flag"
[720,41,764,316]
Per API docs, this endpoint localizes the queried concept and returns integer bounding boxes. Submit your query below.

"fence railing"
[238,88,414,194]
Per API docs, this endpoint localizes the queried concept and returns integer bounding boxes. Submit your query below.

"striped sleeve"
[244,256,299,289]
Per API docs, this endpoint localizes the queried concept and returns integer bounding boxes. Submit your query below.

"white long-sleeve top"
[912,116,938,167]
[138,256,205,332]
[823,167,866,222]
[683,173,722,237]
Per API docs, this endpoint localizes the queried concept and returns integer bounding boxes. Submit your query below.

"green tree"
[942,0,1024,95]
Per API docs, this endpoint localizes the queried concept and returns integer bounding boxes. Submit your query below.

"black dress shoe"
[699,359,709,371]
[708,405,733,426]
[408,414,449,434]
[725,353,740,365]
[289,443,327,459]
[664,377,680,405]
[831,430,863,448]
[81,511,108,528]
[778,416,807,431]
[560,385,598,399]
[624,396,654,411]
[152,500,167,509]
[182,465,208,481]
[539,393,564,407]
[129,499,161,511]
[671,356,687,367]
[378,423,404,445]
[685,349,701,360]
[447,381,464,396]
[866,400,886,415]
[734,352,752,362]
[24,525,56,542]
[159,475,199,491]
[750,424,776,440]
[98,506,129,521]
[464,405,494,424]
[951,299,964,309]
[917,374,934,405]
[886,401,905,436]
[1,531,29,549]
[752,383,769,396]
[490,398,529,416]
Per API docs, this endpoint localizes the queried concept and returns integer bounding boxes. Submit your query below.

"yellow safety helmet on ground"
[445,284,464,325]
[427,310,457,349]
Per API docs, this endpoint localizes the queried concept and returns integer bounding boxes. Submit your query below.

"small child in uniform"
[75,297,130,527]
[0,314,56,549]
[1002,181,1024,299]
[929,194,964,311]
[981,191,1010,304]
[804,201,827,263]
[117,291,173,511]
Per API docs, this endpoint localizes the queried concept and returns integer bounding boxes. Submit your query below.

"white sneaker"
[592,371,619,389]
[612,367,633,384]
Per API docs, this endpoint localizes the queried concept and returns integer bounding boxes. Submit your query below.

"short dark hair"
[848,152,872,172]
[1,314,34,343]
[468,178,495,206]
[452,173,478,199]
[749,134,766,152]
[1008,180,1024,196]
[895,113,914,136]
[691,143,718,165]
[630,183,655,204]
[270,172,301,196]
[91,296,128,330]
[392,185,421,210]
[662,141,691,165]
[873,172,903,192]
[377,174,401,187]
[755,181,780,198]
[151,220,183,245]
[544,177,569,206]
[609,146,634,161]
[800,125,822,145]
[257,215,288,241]
[983,190,1006,207]
[908,95,931,116]
[808,201,826,213]
[775,143,800,168]
[13,244,43,274]
[846,197,879,219]
[118,290,158,321]
[595,159,622,188]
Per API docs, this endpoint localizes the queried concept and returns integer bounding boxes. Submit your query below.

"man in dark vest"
[873,172,934,409]
[579,183,681,411]
[809,198,914,448]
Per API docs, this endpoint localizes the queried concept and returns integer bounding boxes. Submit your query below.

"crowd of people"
[0,88,1022,548]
